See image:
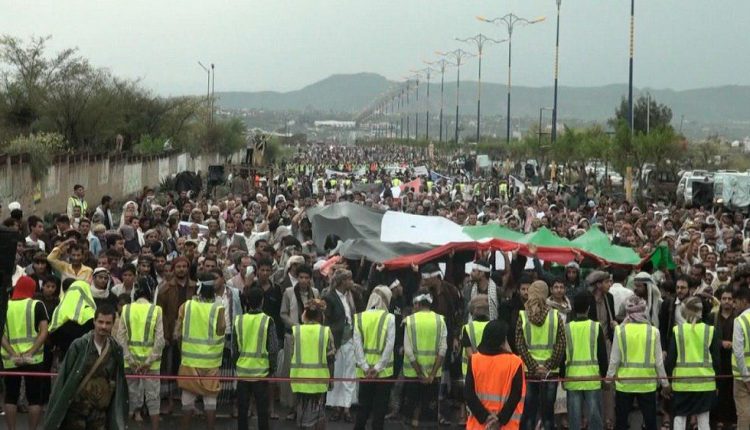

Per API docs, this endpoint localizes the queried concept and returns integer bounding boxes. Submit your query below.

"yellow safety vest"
[614,323,658,393]
[1,299,44,369]
[234,313,270,377]
[68,196,88,214]
[180,300,224,369]
[123,302,162,370]
[427,181,434,192]
[564,320,600,391]
[462,320,488,376]
[499,183,508,195]
[733,314,750,378]
[519,309,560,372]
[403,311,444,378]
[672,323,715,392]
[290,324,332,394]
[354,309,394,378]
[49,281,96,332]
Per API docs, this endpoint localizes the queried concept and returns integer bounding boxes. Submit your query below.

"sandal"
[285,412,296,421]
[270,413,280,420]
[439,416,452,426]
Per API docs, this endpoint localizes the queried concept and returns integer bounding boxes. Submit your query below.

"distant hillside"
[216,73,750,123]
[217,73,391,113]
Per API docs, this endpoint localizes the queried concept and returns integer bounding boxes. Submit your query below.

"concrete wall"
[0,150,245,216]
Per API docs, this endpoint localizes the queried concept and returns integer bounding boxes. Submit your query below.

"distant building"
[314,120,356,129]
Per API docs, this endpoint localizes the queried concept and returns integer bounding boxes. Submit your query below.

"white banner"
[413,166,429,177]
[325,167,366,178]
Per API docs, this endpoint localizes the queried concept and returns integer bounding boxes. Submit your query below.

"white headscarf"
[119,200,139,227]
[366,286,392,311]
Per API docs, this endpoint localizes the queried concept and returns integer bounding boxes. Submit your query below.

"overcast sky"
[2,0,747,96]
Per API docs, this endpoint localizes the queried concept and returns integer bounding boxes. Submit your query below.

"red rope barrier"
[0,370,740,384]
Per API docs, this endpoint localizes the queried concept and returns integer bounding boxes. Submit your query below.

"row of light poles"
[370,0,636,146]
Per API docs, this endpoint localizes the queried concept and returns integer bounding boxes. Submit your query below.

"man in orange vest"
[465,319,526,430]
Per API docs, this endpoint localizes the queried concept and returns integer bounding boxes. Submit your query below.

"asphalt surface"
[4,406,652,429]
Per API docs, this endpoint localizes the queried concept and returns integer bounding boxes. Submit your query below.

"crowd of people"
[2,142,750,430]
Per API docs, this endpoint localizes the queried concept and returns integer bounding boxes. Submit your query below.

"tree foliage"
[609,94,673,134]
[0,35,239,162]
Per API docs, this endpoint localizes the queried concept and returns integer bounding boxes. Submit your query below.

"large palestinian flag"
[307,203,647,269]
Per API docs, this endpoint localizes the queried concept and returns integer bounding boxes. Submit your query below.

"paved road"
[6,407,652,429]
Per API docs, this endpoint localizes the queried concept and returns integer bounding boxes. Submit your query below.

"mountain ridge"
[216,73,750,123]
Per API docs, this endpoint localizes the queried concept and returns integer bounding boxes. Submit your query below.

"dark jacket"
[324,289,353,349]
[659,298,678,351]
[587,291,616,342]
[43,331,128,430]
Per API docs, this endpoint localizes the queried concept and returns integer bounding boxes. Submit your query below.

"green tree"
[0,35,206,156]
[609,94,673,134]
[610,119,681,186]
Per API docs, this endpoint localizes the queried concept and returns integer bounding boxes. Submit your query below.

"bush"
[133,134,169,155]
[1,132,68,181]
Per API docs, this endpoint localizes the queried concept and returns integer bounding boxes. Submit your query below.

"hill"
[216,73,750,124]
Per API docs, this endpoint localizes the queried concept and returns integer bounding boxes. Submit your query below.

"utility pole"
[456,34,505,144]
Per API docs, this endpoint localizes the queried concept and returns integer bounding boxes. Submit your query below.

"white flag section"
[380,211,472,245]
[509,175,526,193]
[413,166,429,176]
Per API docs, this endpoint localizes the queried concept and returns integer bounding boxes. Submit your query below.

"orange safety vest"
[466,353,526,430]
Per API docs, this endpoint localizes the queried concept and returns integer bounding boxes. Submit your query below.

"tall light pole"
[478,14,545,143]
[628,0,635,141]
[438,49,473,144]
[211,63,215,125]
[426,58,450,143]
[552,0,561,144]
[398,88,403,140]
[393,94,398,139]
[404,79,411,140]
[413,67,434,141]
[456,34,506,144]
[198,61,211,125]
[414,76,419,140]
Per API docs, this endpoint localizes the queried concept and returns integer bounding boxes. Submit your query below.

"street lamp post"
[478,14,545,143]
[211,63,215,125]
[552,0,561,144]
[399,88,403,140]
[425,69,431,140]
[415,67,434,141]
[438,49,473,144]
[456,34,506,144]
[198,61,211,125]
[405,80,411,140]
[628,0,635,140]
[388,96,396,139]
[414,77,419,140]
[426,59,450,143]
